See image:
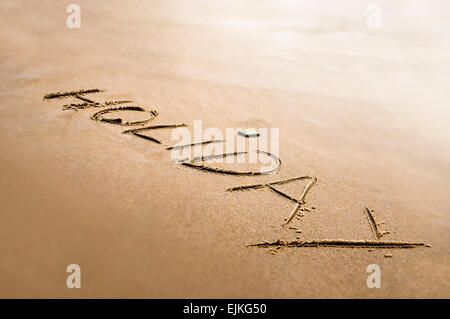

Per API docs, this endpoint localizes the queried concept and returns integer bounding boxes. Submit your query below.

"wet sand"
[0,0,449,297]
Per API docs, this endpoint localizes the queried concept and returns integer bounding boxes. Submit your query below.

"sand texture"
[0,0,449,297]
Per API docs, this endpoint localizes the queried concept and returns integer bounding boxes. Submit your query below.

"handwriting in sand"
[44,89,428,251]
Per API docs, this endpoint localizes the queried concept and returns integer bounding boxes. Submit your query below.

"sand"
[0,0,449,298]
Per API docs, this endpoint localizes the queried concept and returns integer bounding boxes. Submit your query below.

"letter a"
[66,264,81,288]
[66,4,81,29]
[366,3,381,29]
[366,264,381,288]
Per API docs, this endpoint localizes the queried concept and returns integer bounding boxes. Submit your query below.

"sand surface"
[0,0,449,297]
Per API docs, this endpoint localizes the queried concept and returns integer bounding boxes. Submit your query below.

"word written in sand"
[44,88,281,175]
[170,119,279,172]
[228,176,317,224]
[246,207,429,250]
[44,88,428,251]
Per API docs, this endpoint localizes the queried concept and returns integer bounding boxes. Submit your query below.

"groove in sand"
[91,107,158,126]
[44,89,103,99]
[249,239,429,249]
[122,124,187,144]
[227,176,313,192]
[364,207,382,241]
[74,94,96,104]
[166,140,224,150]
[63,100,132,111]
[122,124,187,134]
[180,150,281,176]
[282,177,317,226]
[227,176,317,224]
[267,185,298,203]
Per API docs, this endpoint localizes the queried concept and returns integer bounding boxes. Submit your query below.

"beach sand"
[0,0,449,297]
